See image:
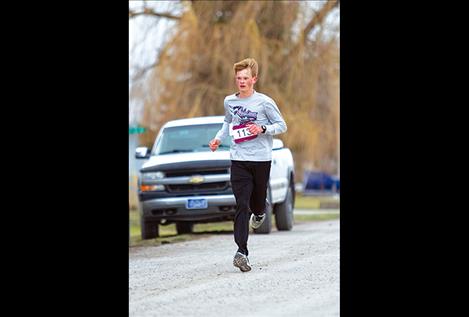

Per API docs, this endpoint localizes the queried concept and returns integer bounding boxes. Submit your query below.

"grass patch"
[294,213,340,222]
[295,193,339,209]
[295,195,321,209]
[195,221,233,233]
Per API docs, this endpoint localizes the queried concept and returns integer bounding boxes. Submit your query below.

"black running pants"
[230,160,271,256]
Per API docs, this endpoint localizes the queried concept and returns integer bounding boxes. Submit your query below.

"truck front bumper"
[140,194,237,222]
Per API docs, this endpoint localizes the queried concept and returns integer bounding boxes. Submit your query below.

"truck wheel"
[275,182,294,231]
[176,222,194,234]
[141,218,159,240]
[253,189,272,234]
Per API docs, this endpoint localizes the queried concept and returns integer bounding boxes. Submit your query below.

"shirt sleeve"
[215,99,232,141]
[264,100,287,135]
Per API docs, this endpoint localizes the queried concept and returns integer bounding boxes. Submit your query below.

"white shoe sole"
[250,214,265,229]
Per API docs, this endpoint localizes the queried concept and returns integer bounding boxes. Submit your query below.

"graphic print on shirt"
[229,105,259,143]
[230,105,258,125]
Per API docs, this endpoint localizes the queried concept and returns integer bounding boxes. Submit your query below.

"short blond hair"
[233,58,258,77]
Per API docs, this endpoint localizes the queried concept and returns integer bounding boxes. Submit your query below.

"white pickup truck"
[136,116,295,239]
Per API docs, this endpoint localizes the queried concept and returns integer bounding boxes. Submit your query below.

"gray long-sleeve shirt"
[214,90,287,161]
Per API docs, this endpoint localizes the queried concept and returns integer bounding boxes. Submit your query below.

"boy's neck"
[238,89,255,98]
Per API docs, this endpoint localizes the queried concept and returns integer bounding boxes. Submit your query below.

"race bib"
[230,123,258,144]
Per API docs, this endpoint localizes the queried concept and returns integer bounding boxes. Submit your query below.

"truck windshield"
[153,123,231,155]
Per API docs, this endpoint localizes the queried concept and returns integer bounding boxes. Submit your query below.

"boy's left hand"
[247,122,263,135]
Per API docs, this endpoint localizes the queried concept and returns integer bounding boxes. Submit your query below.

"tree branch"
[132,61,159,81]
[302,0,339,44]
[129,8,181,20]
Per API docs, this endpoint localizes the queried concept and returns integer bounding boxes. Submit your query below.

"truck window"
[153,123,231,155]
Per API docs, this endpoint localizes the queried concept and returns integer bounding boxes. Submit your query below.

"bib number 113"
[230,123,257,143]
[235,127,252,139]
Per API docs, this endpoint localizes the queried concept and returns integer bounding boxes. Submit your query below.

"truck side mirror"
[135,147,150,159]
[273,139,284,150]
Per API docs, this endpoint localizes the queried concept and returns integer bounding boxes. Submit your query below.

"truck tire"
[141,217,159,240]
[253,188,272,234]
[176,222,194,234]
[275,181,294,231]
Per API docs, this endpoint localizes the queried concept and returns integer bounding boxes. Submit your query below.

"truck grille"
[167,181,229,193]
[166,182,229,193]
[161,167,231,194]
[165,168,229,178]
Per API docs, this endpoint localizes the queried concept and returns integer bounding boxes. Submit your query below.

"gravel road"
[129,219,340,317]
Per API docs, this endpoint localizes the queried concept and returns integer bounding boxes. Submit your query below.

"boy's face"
[235,68,257,94]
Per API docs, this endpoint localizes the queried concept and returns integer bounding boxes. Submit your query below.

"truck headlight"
[140,184,165,192]
[142,171,165,181]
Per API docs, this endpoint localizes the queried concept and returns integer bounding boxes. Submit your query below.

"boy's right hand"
[208,138,221,151]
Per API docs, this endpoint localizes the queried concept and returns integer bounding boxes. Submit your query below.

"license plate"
[186,198,208,209]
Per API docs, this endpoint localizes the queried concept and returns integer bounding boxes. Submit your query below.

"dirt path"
[129,219,339,316]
